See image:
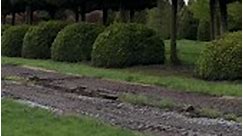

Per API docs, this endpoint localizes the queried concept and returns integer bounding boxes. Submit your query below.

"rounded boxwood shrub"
[2,25,30,57]
[51,23,104,62]
[1,24,11,35]
[22,21,67,59]
[91,23,165,68]
[195,31,242,80]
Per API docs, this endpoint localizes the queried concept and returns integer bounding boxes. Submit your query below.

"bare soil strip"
[1,65,242,136]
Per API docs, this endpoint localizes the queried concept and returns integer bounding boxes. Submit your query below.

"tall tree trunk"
[120,8,127,22]
[75,7,79,22]
[26,5,31,24]
[11,12,15,25]
[170,0,180,65]
[218,0,228,34]
[49,10,55,19]
[2,15,6,24]
[215,8,221,37]
[81,6,85,22]
[30,8,33,24]
[130,9,135,22]
[209,0,216,40]
[103,8,108,25]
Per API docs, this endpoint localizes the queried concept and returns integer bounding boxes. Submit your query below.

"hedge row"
[2,22,165,68]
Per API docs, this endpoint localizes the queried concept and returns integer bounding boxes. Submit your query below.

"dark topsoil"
[1,64,242,136]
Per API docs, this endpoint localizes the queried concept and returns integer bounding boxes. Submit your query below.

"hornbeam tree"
[170,0,180,65]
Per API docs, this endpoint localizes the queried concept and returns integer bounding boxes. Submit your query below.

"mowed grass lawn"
[2,40,241,96]
[2,99,142,136]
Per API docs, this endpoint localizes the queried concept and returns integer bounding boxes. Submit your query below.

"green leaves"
[51,23,104,62]
[91,23,165,68]
[195,31,242,80]
[22,21,67,59]
[2,25,30,57]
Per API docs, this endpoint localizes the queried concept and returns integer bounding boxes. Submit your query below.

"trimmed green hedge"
[195,32,242,80]
[22,21,67,59]
[2,25,30,57]
[1,24,11,35]
[91,23,165,68]
[51,23,104,62]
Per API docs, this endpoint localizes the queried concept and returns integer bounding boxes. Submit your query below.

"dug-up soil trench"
[1,65,242,136]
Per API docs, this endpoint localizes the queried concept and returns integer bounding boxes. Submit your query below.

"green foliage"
[2,25,30,57]
[189,0,210,21]
[178,7,199,40]
[1,24,11,35]
[228,2,242,31]
[197,20,211,41]
[195,32,242,80]
[51,23,104,62]
[91,23,165,68]
[146,0,171,39]
[22,21,67,59]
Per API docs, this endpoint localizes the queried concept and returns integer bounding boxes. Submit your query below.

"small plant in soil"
[197,108,222,119]
[157,99,176,109]
[224,113,240,122]
[119,93,176,110]
[3,76,26,82]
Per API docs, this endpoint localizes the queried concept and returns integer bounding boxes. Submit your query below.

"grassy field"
[164,40,207,65]
[2,99,142,136]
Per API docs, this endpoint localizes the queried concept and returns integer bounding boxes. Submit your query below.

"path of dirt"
[2,65,241,115]
[1,65,242,136]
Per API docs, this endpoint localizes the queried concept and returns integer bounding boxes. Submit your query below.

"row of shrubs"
[2,21,165,68]
[2,21,241,81]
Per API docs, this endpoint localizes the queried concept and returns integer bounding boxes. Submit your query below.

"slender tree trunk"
[49,10,55,19]
[215,8,221,37]
[209,0,216,40]
[170,0,180,65]
[30,8,33,24]
[218,0,228,34]
[103,8,108,25]
[81,6,85,22]
[11,12,15,25]
[26,6,31,24]
[130,9,135,22]
[120,8,127,22]
[75,7,79,22]
[2,15,6,24]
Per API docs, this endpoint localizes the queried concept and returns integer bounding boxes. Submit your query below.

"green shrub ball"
[22,21,67,59]
[91,23,165,68]
[195,32,242,80]
[2,25,30,57]
[51,23,104,62]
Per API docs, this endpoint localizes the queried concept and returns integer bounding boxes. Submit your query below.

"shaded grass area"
[2,57,241,97]
[164,40,207,65]
[2,99,142,136]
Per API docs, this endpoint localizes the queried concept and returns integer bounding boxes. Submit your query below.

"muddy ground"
[1,65,242,136]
